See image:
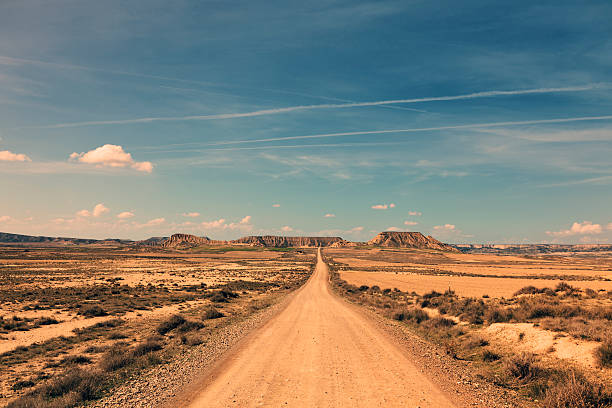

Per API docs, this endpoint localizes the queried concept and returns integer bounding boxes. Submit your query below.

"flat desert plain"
[3,244,612,408]
[327,246,612,405]
[329,247,612,297]
[0,244,312,407]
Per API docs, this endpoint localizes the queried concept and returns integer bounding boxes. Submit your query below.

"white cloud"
[433,224,456,231]
[182,212,200,218]
[272,204,281,208]
[92,203,109,217]
[76,209,91,217]
[76,203,109,218]
[608,222,612,231]
[386,226,401,231]
[144,217,165,227]
[200,216,252,231]
[404,221,418,226]
[0,215,12,222]
[349,226,364,232]
[546,221,603,237]
[281,225,293,232]
[202,218,226,229]
[0,150,31,162]
[324,213,336,218]
[408,211,422,216]
[69,144,153,173]
[372,203,395,210]
[117,211,134,219]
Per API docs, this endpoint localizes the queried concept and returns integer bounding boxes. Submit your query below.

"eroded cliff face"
[232,236,347,248]
[367,231,459,252]
[160,234,212,248]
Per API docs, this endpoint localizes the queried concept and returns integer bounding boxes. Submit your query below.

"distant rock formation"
[136,236,169,246]
[454,243,612,254]
[160,233,212,248]
[232,235,348,248]
[0,232,120,245]
[367,231,459,252]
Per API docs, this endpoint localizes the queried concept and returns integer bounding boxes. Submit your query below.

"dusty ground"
[329,247,612,298]
[4,244,611,407]
[327,247,612,405]
[178,249,517,408]
[339,270,612,298]
[0,245,312,407]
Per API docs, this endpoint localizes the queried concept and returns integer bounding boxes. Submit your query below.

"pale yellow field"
[338,270,612,298]
[328,248,612,298]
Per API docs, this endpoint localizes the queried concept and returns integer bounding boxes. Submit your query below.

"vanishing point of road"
[186,248,456,407]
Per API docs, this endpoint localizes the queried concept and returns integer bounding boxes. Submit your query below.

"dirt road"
[186,248,456,407]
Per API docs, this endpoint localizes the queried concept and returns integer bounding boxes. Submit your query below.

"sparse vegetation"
[595,339,612,368]
[326,248,612,408]
[1,244,313,406]
[203,306,224,320]
[157,314,186,335]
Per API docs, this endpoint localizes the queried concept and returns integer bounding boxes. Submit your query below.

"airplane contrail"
[203,115,612,145]
[153,141,403,154]
[14,85,606,129]
[0,55,400,108]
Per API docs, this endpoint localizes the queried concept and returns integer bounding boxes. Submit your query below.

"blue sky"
[1,0,611,243]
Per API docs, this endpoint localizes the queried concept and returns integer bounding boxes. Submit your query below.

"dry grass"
[327,251,612,407]
[1,244,314,406]
[542,372,612,408]
[596,340,612,368]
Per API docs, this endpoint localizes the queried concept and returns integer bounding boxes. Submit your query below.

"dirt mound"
[161,234,212,248]
[232,236,348,248]
[367,231,458,252]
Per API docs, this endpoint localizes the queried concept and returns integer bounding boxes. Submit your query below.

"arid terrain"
[1,232,611,407]
[0,242,313,407]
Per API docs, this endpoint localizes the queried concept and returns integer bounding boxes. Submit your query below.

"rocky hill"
[232,235,347,248]
[367,231,459,252]
[0,232,123,245]
[160,234,212,248]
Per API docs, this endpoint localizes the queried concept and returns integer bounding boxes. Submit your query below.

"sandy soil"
[334,252,612,279]
[0,300,206,354]
[339,270,612,298]
[183,249,456,408]
[482,322,601,370]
